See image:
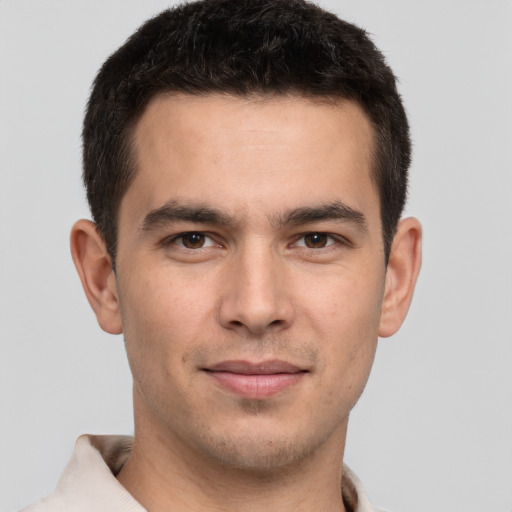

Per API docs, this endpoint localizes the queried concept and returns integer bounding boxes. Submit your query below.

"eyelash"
[293,232,339,249]
[164,232,219,250]
[163,231,349,251]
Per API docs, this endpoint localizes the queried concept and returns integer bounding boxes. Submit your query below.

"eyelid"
[292,232,351,249]
[163,231,219,249]
[161,230,351,251]
[294,233,335,248]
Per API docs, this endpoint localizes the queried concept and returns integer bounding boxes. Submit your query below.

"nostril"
[229,319,284,329]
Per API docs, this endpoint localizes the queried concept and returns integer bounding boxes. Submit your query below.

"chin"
[191,422,332,473]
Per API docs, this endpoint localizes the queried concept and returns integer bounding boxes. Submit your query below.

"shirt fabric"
[21,435,385,512]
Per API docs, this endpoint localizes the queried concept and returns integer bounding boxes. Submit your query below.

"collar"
[22,434,384,512]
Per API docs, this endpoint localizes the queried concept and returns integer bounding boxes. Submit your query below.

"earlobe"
[378,217,422,338]
[70,220,123,335]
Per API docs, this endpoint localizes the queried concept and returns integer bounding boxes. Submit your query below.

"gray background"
[1,1,511,511]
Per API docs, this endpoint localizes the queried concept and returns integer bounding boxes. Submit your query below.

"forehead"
[121,93,378,226]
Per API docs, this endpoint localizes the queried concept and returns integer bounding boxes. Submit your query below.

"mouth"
[202,360,308,399]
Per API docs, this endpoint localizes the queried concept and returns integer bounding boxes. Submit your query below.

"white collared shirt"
[21,435,386,512]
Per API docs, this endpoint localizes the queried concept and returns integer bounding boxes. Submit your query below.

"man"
[22,0,421,510]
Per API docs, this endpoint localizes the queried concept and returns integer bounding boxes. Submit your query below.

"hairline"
[105,89,387,265]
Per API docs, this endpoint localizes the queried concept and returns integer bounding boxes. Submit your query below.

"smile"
[203,360,307,399]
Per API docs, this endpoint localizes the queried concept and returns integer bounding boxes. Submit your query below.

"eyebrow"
[140,199,367,233]
[275,201,368,230]
[140,200,236,231]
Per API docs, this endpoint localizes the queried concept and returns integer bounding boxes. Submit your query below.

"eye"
[295,233,336,249]
[172,232,217,249]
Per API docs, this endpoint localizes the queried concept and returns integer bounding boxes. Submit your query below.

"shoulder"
[342,465,391,512]
[19,435,144,512]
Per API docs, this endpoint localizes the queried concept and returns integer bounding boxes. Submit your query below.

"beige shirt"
[21,435,385,512]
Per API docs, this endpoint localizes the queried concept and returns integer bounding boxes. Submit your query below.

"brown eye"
[181,232,206,249]
[304,233,329,248]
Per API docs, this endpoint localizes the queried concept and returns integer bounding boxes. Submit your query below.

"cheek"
[298,265,384,336]
[118,271,210,378]
[297,268,383,390]
[122,265,212,329]
[118,279,200,420]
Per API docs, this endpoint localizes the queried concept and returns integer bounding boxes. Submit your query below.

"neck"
[117,408,349,512]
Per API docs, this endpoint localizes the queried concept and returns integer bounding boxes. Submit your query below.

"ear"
[379,217,422,338]
[70,219,123,335]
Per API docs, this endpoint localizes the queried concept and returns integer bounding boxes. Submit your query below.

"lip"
[204,360,307,398]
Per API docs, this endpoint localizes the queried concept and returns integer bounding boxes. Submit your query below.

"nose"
[218,244,294,336]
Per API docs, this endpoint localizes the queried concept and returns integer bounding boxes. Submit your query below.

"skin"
[71,94,422,512]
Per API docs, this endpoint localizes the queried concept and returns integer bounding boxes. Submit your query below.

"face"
[115,94,386,470]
